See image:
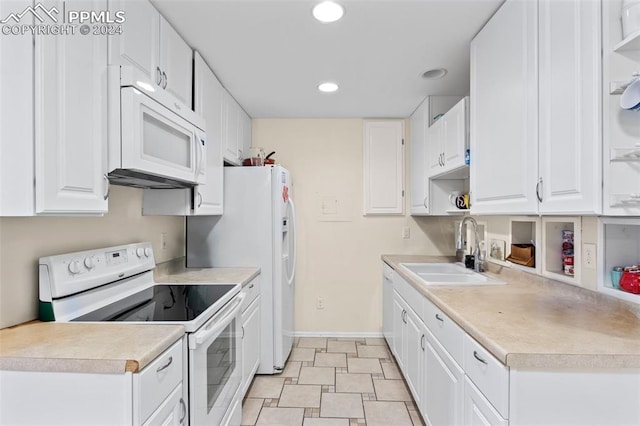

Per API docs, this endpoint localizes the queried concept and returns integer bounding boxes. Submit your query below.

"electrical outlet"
[161,232,167,250]
[316,297,325,310]
[402,226,410,239]
[583,243,596,270]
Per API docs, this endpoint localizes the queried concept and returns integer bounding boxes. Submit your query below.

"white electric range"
[38,242,244,426]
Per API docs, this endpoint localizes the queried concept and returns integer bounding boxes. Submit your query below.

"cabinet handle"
[536,178,543,202]
[241,326,245,339]
[402,310,407,324]
[156,66,162,85]
[196,191,203,208]
[249,283,254,289]
[421,334,425,351]
[441,152,445,167]
[437,153,442,167]
[435,313,444,322]
[103,174,110,200]
[423,196,428,209]
[179,398,186,424]
[238,149,243,159]
[473,350,488,365]
[162,71,168,89]
[156,356,173,373]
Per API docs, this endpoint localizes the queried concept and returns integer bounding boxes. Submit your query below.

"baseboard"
[293,331,384,338]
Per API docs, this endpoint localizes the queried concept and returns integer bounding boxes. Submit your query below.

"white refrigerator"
[186,165,296,374]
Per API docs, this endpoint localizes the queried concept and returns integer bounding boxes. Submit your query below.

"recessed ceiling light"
[422,68,448,80]
[318,82,339,93]
[312,1,344,23]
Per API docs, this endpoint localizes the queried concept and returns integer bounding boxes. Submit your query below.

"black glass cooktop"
[72,284,236,323]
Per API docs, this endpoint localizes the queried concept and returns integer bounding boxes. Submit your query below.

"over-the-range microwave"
[107,65,207,189]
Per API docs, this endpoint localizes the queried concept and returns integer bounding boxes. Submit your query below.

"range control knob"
[84,256,95,269]
[144,247,152,258]
[68,260,81,275]
[136,248,145,258]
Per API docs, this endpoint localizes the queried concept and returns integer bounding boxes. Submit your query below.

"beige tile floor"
[242,337,425,426]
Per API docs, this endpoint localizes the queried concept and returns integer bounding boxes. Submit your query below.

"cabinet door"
[391,292,406,370]
[423,332,464,426]
[382,266,394,347]
[35,0,108,214]
[404,309,424,407]
[410,101,429,215]
[159,16,193,107]
[241,109,252,160]
[193,53,224,215]
[470,0,538,215]
[426,119,444,177]
[108,0,160,85]
[241,296,261,397]
[441,98,468,175]
[222,92,240,165]
[363,121,405,215]
[538,0,601,214]
[463,377,508,426]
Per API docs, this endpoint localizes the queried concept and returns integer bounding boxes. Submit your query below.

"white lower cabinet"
[391,292,407,371]
[423,330,464,426]
[382,263,395,347]
[0,338,185,425]
[241,295,261,396]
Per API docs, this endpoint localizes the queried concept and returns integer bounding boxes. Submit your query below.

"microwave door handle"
[195,136,205,179]
[192,294,244,347]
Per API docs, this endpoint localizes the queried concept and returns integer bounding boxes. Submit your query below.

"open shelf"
[598,218,640,304]
[614,29,640,52]
[507,218,541,275]
[610,147,640,162]
[542,217,581,286]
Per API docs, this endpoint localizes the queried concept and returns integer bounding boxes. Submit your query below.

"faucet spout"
[457,216,484,272]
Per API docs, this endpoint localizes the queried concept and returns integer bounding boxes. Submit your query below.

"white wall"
[0,186,184,328]
[253,119,457,333]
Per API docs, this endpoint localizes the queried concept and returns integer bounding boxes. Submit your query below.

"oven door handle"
[191,294,245,348]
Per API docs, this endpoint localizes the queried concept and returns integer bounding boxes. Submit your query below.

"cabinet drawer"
[422,298,464,365]
[393,274,423,316]
[241,277,260,311]
[135,339,184,424]
[463,334,509,419]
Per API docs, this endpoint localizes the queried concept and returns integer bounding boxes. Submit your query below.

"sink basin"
[399,263,505,286]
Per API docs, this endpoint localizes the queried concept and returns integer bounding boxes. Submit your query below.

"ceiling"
[151,0,503,118]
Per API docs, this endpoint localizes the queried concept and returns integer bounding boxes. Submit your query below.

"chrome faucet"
[456,216,484,273]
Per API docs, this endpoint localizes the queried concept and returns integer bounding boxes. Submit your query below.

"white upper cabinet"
[471,0,603,215]
[107,0,159,83]
[0,0,108,216]
[538,0,602,214]
[470,0,539,215]
[35,0,109,214]
[108,0,192,106]
[410,101,429,215]
[363,120,405,215]
[193,53,224,215]
[427,97,469,178]
[159,16,194,107]
[222,93,252,166]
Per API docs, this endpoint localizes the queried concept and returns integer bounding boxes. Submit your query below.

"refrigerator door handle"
[286,198,297,286]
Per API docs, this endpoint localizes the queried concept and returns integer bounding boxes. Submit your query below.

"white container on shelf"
[622,0,640,39]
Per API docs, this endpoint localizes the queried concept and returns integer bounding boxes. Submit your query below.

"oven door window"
[189,300,242,426]
[207,320,236,412]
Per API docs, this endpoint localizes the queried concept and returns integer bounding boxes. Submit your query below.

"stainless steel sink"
[399,263,505,286]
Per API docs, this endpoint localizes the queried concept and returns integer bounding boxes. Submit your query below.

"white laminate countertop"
[0,322,184,373]
[382,255,640,369]
[154,258,260,288]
